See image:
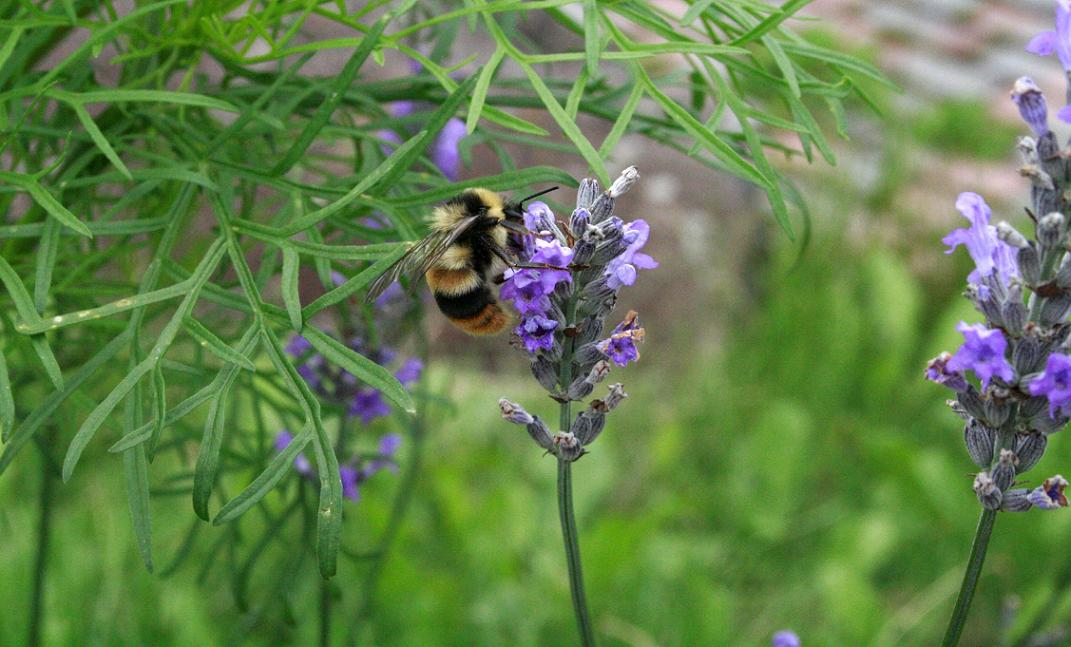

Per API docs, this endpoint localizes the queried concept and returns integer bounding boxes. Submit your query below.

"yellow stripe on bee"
[426,268,483,296]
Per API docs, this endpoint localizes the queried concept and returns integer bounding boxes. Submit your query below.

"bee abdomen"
[431,282,510,335]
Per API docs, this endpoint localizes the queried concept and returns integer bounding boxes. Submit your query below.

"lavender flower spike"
[946,322,1015,389]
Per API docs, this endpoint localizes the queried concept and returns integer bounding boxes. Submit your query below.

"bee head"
[502,186,559,228]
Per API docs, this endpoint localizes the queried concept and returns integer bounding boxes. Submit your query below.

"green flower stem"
[320,577,333,647]
[556,289,596,647]
[941,508,997,647]
[28,428,57,647]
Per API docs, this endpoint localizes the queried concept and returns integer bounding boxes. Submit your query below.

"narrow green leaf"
[302,325,415,415]
[33,216,60,314]
[303,225,336,289]
[0,27,25,73]
[763,35,799,98]
[192,360,241,521]
[76,89,239,112]
[281,248,302,331]
[213,426,313,525]
[271,16,389,175]
[17,280,192,334]
[70,102,133,180]
[62,241,226,482]
[382,166,578,208]
[565,67,588,122]
[780,41,899,90]
[30,336,64,391]
[583,0,599,78]
[12,176,92,238]
[519,60,609,185]
[279,133,425,236]
[182,317,256,371]
[466,47,505,134]
[637,67,771,189]
[0,348,13,441]
[0,332,129,477]
[598,81,644,158]
[147,366,166,458]
[680,0,716,26]
[0,253,43,325]
[123,447,154,572]
[302,245,408,318]
[732,0,813,44]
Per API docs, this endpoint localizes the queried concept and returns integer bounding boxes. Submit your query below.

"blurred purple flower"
[395,357,423,386]
[942,192,1019,295]
[947,322,1015,389]
[517,314,559,353]
[274,430,313,475]
[432,117,467,181]
[340,433,403,501]
[605,219,658,289]
[349,388,392,425]
[1029,353,1071,417]
[772,631,801,647]
[1027,1,1071,70]
[340,466,362,501]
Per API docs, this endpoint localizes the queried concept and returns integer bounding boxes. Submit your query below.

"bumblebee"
[366,187,557,334]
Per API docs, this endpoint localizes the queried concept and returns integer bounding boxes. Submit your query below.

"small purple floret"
[1029,353,1071,417]
[942,192,1019,296]
[772,630,801,647]
[1027,475,1069,509]
[598,311,644,367]
[432,117,466,181]
[605,219,658,289]
[946,322,1015,389]
[517,314,559,353]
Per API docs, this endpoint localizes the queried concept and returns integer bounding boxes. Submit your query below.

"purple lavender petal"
[942,192,1018,292]
[947,322,1015,390]
[395,357,423,387]
[1028,30,1058,56]
[516,314,559,353]
[349,388,392,425]
[1029,353,1071,417]
[432,118,467,181]
[340,466,361,501]
[772,631,801,647]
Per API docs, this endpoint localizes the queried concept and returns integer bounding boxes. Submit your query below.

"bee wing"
[365,215,482,302]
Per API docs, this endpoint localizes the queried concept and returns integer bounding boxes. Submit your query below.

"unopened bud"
[570,208,590,237]
[553,431,584,461]
[585,360,611,385]
[997,221,1029,248]
[566,376,595,401]
[974,471,1003,510]
[576,178,600,210]
[992,449,1019,491]
[964,420,996,468]
[604,383,627,410]
[1038,212,1064,247]
[1014,432,1047,473]
[526,416,554,450]
[1011,76,1049,137]
[572,408,607,445]
[498,399,534,425]
[1001,488,1033,512]
[530,355,560,392]
[608,166,640,198]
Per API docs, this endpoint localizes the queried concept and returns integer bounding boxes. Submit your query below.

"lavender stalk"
[499,166,652,646]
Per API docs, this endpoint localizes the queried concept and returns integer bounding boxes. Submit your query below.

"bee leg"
[489,240,571,272]
[492,273,507,285]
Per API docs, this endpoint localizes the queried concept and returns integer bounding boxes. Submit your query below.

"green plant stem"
[555,290,595,647]
[28,431,57,647]
[941,508,998,647]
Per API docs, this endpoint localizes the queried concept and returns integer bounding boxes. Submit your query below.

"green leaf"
[76,89,239,112]
[281,248,302,331]
[636,67,771,189]
[0,348,14,441]
[123,446,154,572]
[0,172,92,238]
[16,280,192,334]
[519,60,609,186]
[213,425,313,525]
[0,332,129,477]
[302,245,408,318]
[278,133,425,236]
[583,0,600,78]
[780,40,899,90]
[191,358,241,521]
[680,0,716,26]
[763,35,799,98]
[33,216,59,313]
[466,47,505,134]
[30,336,64,391]
[182,317,256,371]
[0,253,43,326]
[302,325,415,415]
[732,0,814,44]
[565,67,588,122]
[598,81,644,158]
[61,241,226,482]
[70,101,133,180]
[147,366,166,458]
[271,16,389,175]
[382,166,578,209]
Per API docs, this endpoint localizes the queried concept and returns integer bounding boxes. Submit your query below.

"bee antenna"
[518,186,558,206]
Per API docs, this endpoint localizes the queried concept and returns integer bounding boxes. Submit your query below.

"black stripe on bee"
[434,283,495,320]
[445,191,490,218]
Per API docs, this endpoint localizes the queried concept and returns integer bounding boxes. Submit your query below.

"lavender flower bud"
[526,416,554,451]
[531,355,560,392]
[1018,246,1041,285]
[1038,212,1065,248]
[575,341,608,366]
[609,166,640,198]
[589,193,615,224]
[1002,300,1027,335]
[1056,262,1071,290]
[554,431,584,462]
[581,276,616,302]
[1018,135,1038,163]
[974,471,1003,510]
[996,221,1029,248]
[566,376,595,401]
[948,399,970,421]
[992,449,1018,491]
[1014,432,1047,473]
[499,398,534,425]
[1013,335,1044,375]
[1000,488,1033,512]
[964,420,996,467]
[983,393,1013,428]
[1027,475,1069,509]
[593,237,630,264]
[1021,163,1056,190]
[604,383,627,410]
[570,208,590,237]
[576,178,600,210]
[1040,293,1071,326]
[572,408,606,445]
[1020,394,1047,419]
[1011,77,1050,137]
[576,315,603,347]
[585,360,611,385]
[957,388,988,421]
[572,238,595,265]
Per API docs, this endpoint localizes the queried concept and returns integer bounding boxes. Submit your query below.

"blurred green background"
[6,1,1071,646]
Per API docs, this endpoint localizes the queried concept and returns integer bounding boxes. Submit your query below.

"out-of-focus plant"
[0,0,889,642]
